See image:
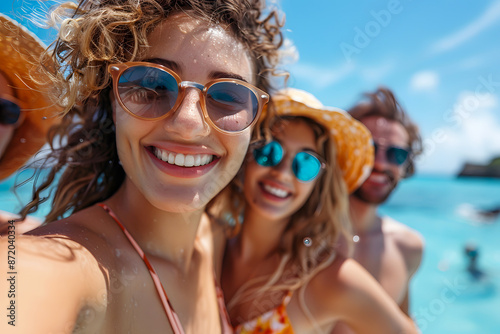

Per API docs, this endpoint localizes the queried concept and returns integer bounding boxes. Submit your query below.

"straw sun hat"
[269,88,374,193]
[0,14,59,180]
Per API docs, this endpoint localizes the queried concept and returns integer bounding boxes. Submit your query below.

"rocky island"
[458,157,500,178]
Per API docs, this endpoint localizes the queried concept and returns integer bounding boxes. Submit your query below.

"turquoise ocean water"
[1,172,499,332]
[0,169,54,219]
[380,175,500,333]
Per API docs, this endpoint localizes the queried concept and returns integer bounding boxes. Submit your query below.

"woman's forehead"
[272,119,317,149]
[145,13,253,81]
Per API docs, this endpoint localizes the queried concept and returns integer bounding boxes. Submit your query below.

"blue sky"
[2,0,499,175]
[278,0,500,175]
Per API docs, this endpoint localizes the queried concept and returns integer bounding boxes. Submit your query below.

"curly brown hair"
[21,0,284,222]
[348,87,423,177]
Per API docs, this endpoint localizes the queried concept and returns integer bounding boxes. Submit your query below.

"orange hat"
[269,88,374,193]
[0,14,59,180]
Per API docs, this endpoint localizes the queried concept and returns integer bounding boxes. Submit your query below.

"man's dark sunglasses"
[374,142,410,166]
[0,98,22,125]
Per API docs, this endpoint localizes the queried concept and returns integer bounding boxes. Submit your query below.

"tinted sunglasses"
[108,62,269,134]
[374,142,410,166]
[253,140,326,182]
[0,97,22,125]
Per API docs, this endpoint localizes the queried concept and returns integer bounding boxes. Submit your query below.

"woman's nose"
[163,87,210,139]
[270,153,294,181]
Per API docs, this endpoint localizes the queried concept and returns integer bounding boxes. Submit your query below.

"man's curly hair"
[348,87,422,177]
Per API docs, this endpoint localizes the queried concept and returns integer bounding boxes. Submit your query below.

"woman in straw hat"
[220,88,418,333]
[0,14,59,232]
[0,14,57,180]
[0,0,283,333]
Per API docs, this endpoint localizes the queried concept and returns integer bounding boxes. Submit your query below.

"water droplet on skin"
[353,235,360,243]
[42,116,47,120]
[79,138,84,143]
[115,249,121,258]
[178,24,189,34]
[20,138,26,143]
[303,237,312,247]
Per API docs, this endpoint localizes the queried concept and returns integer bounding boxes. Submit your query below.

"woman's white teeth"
[174,154,184,166]
[263,184,289,198]
[154,148,213,167]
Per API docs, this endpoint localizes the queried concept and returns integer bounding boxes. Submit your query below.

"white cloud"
[417,92,500,175]
[454,55,489,71]
[289,61,355,90]
[448,51,500,71]
[430,0,500,54]
[359,61,395,83]
[410,71,440,91]
[278,38,299,65]
[288,59,395,91]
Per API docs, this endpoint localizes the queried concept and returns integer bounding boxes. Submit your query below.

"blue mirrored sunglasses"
[0,98,21,125]
[374,142,410,166]
[253,140,325,182]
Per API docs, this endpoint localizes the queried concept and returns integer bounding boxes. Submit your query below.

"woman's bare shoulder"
[306,255,416,333]
[0,206,110,333]
[308,254,366,301]
[309,255,400,311]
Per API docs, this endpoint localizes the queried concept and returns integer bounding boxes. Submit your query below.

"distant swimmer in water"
[464,243,485,280]
[475,207,500,221]
[457,204,500,224]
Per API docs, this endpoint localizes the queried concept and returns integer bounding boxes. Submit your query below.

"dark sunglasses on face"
[373,142,410,166]
[253,140,326,182]
[107,62,269,134]
[0,97,22,125]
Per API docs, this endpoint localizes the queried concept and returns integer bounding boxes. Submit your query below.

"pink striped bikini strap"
[216,282,234,333]
[97,203,185,334]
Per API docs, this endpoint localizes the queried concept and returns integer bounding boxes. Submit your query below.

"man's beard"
[352,168,398,205]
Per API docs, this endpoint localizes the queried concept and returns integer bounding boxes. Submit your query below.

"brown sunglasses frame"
[107,61,269,135]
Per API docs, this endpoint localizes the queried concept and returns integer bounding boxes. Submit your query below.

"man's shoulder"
[382,216,424,247]
[381,216,424,273]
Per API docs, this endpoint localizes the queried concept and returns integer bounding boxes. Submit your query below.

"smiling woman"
[221,89,418,334]
[0,1,283,333]
[0,14,58,180]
